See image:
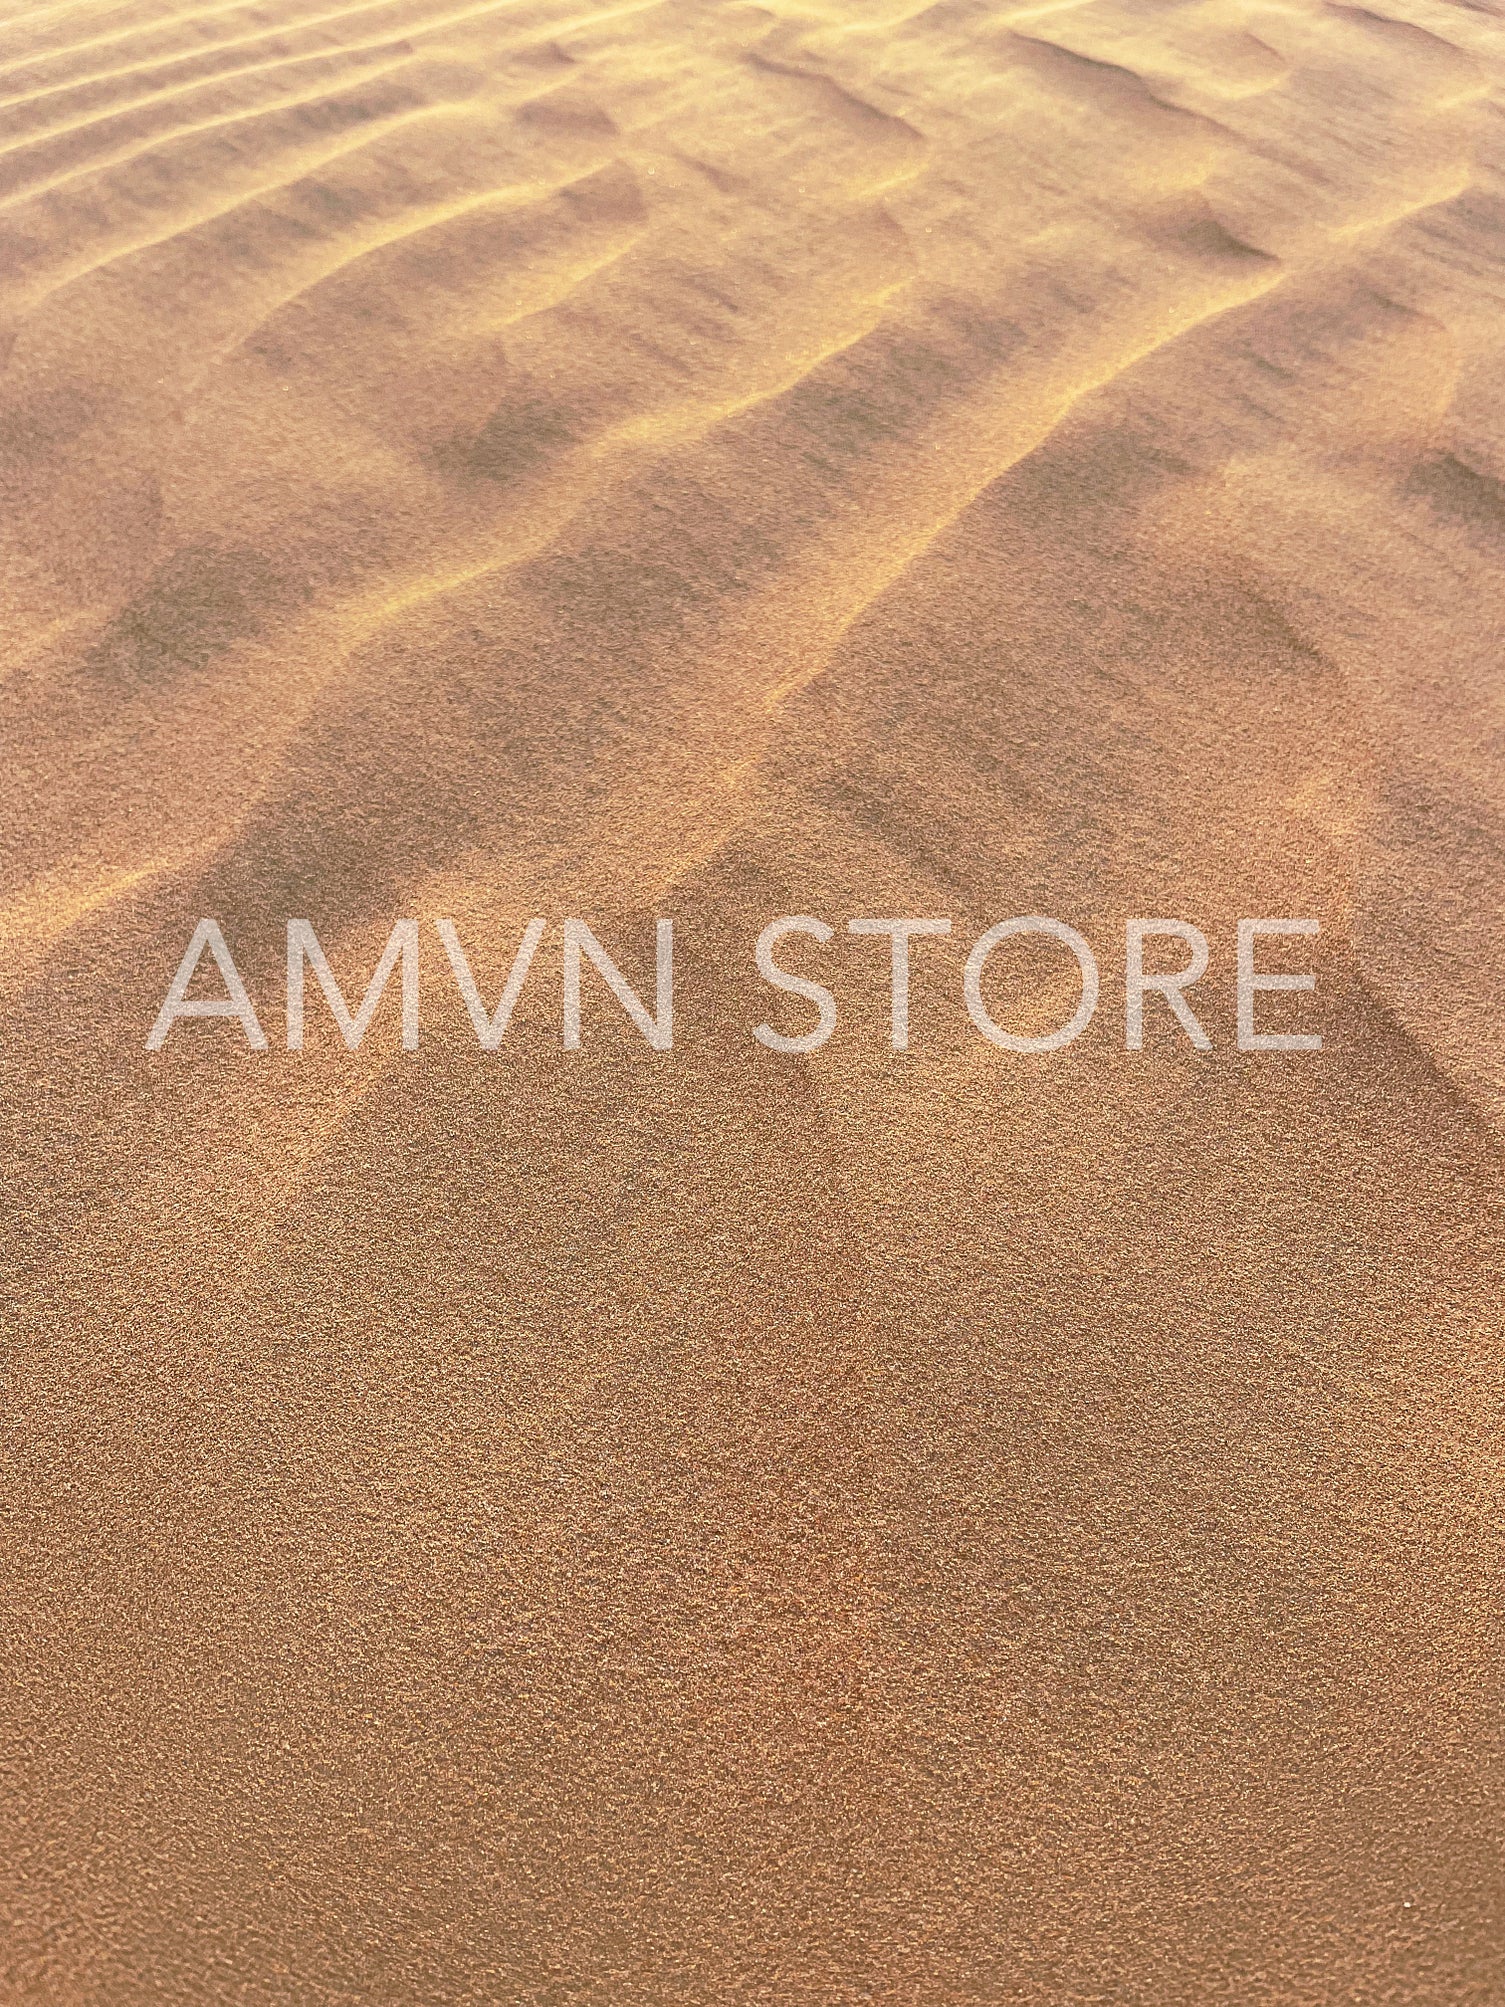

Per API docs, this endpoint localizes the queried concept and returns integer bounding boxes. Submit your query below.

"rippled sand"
[3,0,1504,1998]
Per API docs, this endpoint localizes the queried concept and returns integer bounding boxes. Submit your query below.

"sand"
[2,0,1504,1997]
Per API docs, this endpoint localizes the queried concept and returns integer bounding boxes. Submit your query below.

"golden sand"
[2,0,1504,1996]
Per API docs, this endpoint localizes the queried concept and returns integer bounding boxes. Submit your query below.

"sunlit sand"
[3,0,1503,1995]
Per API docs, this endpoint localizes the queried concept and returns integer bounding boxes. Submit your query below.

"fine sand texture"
[3,0,1505,1999]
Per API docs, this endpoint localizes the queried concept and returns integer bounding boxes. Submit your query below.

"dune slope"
[2,0,1504,1999]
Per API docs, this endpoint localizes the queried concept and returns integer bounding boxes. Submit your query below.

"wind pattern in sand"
[2,0,1504,1997]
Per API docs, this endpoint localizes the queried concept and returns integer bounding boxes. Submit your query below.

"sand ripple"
[3,0,1504,1997]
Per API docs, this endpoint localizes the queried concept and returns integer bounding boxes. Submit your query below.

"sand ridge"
[2,0,1505,1999]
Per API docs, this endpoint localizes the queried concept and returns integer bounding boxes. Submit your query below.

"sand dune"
[3,0,1504,1998]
